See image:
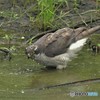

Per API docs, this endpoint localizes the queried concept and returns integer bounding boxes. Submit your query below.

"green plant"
[3,34,14,49]
[73,0,79,11]
[1,34,17,60]
[0,10,19,20]
[96,0,100,10]
[37,0,55,30]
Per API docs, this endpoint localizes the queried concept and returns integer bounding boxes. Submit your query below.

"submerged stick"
[38,78,100,90]
[24,78,100,93]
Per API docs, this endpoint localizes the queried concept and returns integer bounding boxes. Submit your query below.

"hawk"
[25,26,100,69]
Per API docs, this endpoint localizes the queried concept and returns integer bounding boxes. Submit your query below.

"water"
[0,33,100,100]
[0,49,100,100]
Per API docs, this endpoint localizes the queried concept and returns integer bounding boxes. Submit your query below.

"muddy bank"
[0,0,100,37]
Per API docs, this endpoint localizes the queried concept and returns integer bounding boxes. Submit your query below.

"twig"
[75,11,88,26]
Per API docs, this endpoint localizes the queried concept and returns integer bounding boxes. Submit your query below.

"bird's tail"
[76,26,100,40]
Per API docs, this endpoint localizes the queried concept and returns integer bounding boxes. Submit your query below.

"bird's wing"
[34,26,100,57]
[43,27,90,57]
[34,28,74,57]
[38,28,75,57]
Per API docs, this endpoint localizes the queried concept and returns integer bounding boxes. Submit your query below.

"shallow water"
[0,34,100,100]
[0,49,100,100]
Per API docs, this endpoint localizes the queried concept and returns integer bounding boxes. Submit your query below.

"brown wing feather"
[27,26,100,58]
[34,28,75,57]
[45,27,73,47]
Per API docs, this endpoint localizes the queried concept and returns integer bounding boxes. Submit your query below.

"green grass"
[36,0,55,30]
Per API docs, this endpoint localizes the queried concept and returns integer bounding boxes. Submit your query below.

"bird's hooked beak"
[25,45,38,59]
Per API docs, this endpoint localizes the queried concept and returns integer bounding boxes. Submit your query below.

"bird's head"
[25,44,38,59]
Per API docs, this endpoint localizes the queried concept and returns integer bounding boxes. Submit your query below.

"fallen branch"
[38,78,100,90]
